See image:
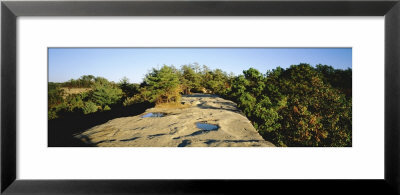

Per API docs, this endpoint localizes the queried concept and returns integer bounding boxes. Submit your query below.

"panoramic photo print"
[48,48,352,147]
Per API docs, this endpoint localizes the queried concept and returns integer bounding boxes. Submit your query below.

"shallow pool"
[195,122,219,131]
[141,112,165,118]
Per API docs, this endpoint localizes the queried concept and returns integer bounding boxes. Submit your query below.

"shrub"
[64,93,86,111]
[82,101,98,114]
[103,105,111,111]
[48,102,69,119]
[90,83,123,107]
[48,82,64,107]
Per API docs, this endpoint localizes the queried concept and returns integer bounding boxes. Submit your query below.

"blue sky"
[48,48,352,84]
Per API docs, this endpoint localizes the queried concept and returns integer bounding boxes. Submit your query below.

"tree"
[48,82,64,108]
[82,101,98,114]
[94,76,110,85]
[227,64,352,147]
[143,65,182,104]
[316,64,352,97]
[118,76,140,99]
[89,82,123,108]
[263,64,351,146]
[61,75,95,88]
[180,64,201,94]
[80,75,95,87]
[243,68,266,97]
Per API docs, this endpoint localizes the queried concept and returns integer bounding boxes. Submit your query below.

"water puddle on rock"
[195,122,219,131]
[141,112,166,118]
[173,122,219,140]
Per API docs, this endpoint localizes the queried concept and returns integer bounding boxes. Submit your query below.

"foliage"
[203,68,230,95]
[61,75,95,88]
[48,76,123,119]
[180,64,202,94]
[227,64,352,147]
[315,64,352,97]
[82,101,98,114]
[143,65,182,104]
[89,82,123,107]
[103,105,111,111]
[48,103,68,120]
[48,82,64,108]
[118,77,140,99]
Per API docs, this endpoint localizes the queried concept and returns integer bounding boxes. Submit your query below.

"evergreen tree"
[144,65,182,104]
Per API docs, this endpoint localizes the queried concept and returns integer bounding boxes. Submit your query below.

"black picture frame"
[1,0,399,194]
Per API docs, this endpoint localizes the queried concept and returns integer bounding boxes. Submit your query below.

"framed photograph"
[47,47,351,148]
[2,0,399,194]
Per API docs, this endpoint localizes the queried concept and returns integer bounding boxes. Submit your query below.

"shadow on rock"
[48,102,154,147]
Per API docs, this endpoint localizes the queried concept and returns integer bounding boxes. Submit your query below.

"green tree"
[227,64,352,147]
[118,77,140,98]
[94,76,110,85]
[48,82,64,108]
[205,69,229,95]
[89,82,123,107]
[180,64,201,94]
[264,64,351,146]
[82,101,98,114]
[316,64,352,97]
[143,65,182,104]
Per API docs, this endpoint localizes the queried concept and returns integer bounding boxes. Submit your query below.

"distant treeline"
[49,63,351,147]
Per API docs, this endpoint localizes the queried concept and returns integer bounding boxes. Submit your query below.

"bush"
[48,82,64,107]
[103,105,111,111]
[82,101,98,114]
[64,93,86,111]
[90,83,123,107]
[48,77,123,119]
[48,102,69,119]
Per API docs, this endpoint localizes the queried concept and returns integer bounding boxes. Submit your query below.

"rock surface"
[75,94,275,147]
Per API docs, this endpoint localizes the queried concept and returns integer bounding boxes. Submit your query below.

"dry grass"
[155,102,191,109]
[61,87,91,98]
